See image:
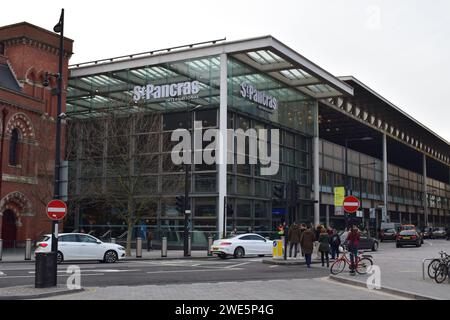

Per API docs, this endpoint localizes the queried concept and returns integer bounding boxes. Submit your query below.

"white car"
[35,233,126,264]
[211,233,273,259]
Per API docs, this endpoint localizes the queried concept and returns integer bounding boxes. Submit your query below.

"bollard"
[111,238,116,244]
[161,236,167,257]
[0,239,2,261]
[187,235,191,257]
[207,235,213,256]
[25,239,32,261]
[136,237,142,258]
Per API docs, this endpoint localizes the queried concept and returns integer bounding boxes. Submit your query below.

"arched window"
[9,128,19,166]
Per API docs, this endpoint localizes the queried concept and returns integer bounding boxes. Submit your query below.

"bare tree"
[67,109,173,256]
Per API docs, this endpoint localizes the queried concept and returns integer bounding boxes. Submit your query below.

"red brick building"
[0,22,73,247]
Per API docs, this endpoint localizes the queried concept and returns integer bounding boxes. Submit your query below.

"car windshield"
[40,236,50,242]
[400,230,416,236]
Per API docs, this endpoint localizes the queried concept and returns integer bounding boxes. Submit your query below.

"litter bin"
[35,252,57,288]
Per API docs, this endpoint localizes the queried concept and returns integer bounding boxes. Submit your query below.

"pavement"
[38,275,405,300]
[0,285,83,300]
[330,239,450,300]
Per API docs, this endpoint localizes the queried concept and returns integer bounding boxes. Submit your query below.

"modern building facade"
[65,37,450,245]
[0,22,73,247]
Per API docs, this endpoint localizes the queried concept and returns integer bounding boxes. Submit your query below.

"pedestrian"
[329,229,341,260]
[314,224,323,259]
[146,229,153,251]
[288,221,301,258]
[318,228,331,267]
[300,225,315,268]
[299,223,306,256]
[231,227,238,236]
[346,225,361,274]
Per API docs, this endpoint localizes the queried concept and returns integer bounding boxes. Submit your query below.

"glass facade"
[67,53,317,245]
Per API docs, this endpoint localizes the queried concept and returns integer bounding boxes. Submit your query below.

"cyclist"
[346,225,361,274]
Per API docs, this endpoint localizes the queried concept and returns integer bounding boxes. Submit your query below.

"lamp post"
[184,104,202,256]
[51,9,64,284]
[344,137,373,228]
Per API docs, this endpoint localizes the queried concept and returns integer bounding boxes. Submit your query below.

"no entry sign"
[47,200,67,220]
[343,196,360,213]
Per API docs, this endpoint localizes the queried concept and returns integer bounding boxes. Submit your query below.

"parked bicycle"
[433,252,450,284]
[427,251,449,279]
[330,247,373,275]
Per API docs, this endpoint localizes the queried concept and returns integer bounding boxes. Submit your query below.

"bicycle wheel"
[434,264,448,284]
[330,259,346,275]
[427,259,441,279]
[356,258,373,275]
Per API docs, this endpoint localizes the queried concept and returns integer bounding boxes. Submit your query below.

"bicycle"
[427,251,448,279]
[330,247,373,275]
[434,253,450,284]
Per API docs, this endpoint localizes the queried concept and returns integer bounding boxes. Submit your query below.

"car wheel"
[371,242,378,252]
[233,247,245,258]
[218,253,227,259]
[56,251,64,264]
[104,250,118,263]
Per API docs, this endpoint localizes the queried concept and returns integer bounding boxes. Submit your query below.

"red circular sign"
[47,200,67,220]
[343,196,360,213]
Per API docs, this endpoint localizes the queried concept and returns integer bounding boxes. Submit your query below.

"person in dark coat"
[318,229,331,267]
[288,222,301,258]
[300,226,315,268]
[329,229,341,260]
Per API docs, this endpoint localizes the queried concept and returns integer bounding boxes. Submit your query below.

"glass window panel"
[135,155,159,174]
[236,199,252,218]
[163,112,191,131]
[254,201,269,218]
[195,109,217,128]
[161,175,185,193]
[194,173,216,193]
[135,134,159,154]
[194,198,216,218]
[237,176,252,195]
[161,198,183,218]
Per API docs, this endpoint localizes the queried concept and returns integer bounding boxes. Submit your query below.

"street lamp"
[184,104,202,257]
[51,8,64,285]
[344,136,373,228]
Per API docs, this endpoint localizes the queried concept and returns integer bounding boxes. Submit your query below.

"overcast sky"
[4,0,450,142]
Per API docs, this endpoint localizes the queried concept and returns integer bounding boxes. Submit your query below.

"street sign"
[46,200,67,220]
[343,196,360,213]
[334,187,345,206]
[334,206,344,216]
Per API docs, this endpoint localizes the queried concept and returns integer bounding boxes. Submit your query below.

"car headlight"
[118,246,125,251]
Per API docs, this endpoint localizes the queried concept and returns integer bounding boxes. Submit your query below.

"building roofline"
[69,35,353,97]
[339,75,450,148]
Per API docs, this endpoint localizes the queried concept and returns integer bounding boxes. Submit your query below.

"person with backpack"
[329,229,341,260]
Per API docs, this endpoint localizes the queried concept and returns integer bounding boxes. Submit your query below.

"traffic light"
[273,184,284,199]
[176,196,185,213]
